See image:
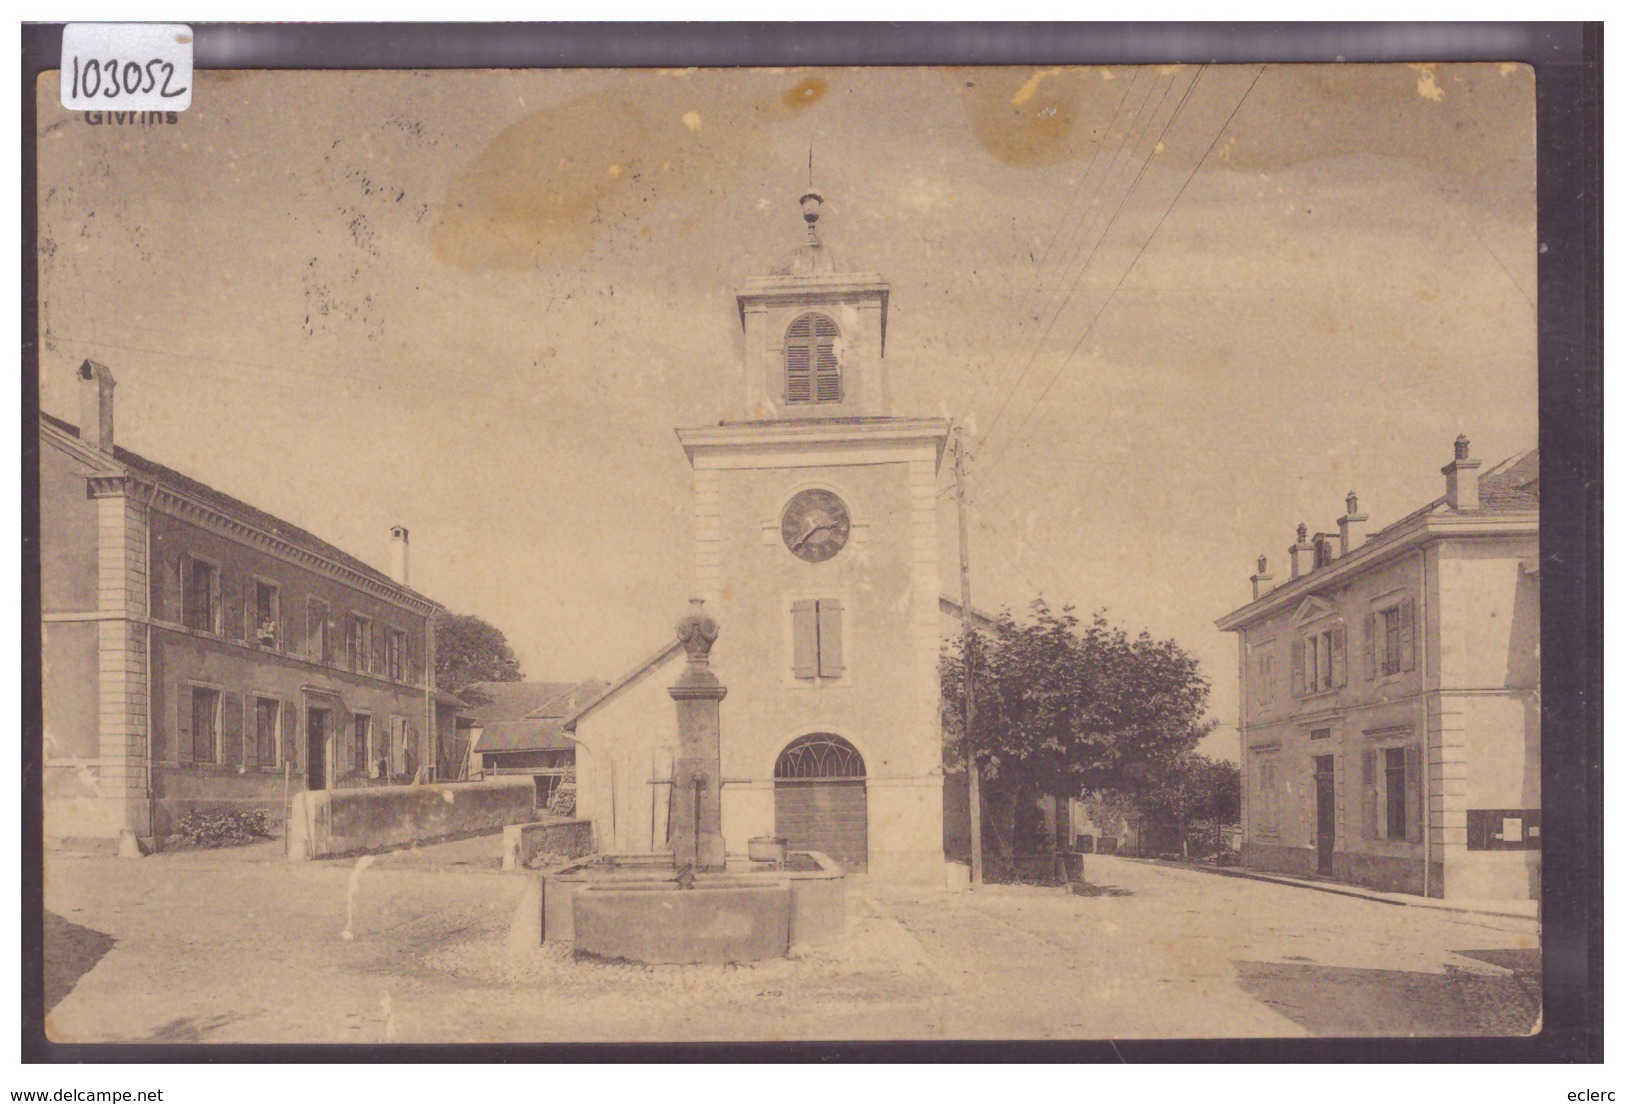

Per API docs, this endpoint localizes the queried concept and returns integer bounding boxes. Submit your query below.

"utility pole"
[953,425,984,887]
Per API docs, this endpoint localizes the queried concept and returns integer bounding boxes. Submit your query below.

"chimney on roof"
[389,525,410,585]
[77,360,115,454]
[1289,523,1315,579]
[1338,490,1368,555]
[1250,555,1274,600]
[1442,434,1482,511]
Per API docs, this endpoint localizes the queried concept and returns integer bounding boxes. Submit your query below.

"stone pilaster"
[91,478,151,838]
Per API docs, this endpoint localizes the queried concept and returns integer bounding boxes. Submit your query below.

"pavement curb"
[1121,857,1539,922]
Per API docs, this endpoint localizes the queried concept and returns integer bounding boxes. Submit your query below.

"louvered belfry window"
[784,312,841,405]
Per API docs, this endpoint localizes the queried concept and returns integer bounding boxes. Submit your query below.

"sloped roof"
[465,679,606,754]
[459,680,598,726]
[41,411,433,604]
[475,718,576,755]
[1478,448,1540,512]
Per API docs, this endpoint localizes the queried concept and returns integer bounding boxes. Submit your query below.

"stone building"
[570,189,954,883]
[1216,437,1540,899]
[40,361,445,845]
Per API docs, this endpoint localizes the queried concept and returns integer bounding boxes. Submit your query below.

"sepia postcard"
[27,33,1583,1058]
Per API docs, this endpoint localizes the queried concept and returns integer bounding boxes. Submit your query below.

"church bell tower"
[674,185,952,884]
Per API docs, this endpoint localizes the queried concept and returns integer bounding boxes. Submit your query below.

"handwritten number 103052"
[70,56,188,101]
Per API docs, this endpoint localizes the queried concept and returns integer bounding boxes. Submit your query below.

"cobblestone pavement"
[40,847,1539,1044]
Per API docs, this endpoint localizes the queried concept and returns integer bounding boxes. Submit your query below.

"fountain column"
[669,599,727,871]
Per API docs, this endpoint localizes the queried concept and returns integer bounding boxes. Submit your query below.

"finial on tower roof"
[799,187,823,247]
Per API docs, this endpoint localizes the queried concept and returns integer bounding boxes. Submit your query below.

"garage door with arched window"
[774,733,867,870]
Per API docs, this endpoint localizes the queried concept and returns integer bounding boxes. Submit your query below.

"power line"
[973,67,1205,459]
[973,64,1266,483]
[951,70,1150,425]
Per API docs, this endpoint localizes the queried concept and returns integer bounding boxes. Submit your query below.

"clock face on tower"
[780,489,852,563]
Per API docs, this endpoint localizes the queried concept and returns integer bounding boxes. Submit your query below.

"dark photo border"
[19,21,1602,1063]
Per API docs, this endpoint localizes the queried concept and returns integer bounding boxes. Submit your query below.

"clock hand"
[792,521,832,552]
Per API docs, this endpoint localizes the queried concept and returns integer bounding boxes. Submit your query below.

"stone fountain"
[535,601,846,964]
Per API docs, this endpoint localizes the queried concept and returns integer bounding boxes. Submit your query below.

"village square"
[33,63,1541,1044]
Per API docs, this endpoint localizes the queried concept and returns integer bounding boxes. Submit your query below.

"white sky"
[35,63,1536,737]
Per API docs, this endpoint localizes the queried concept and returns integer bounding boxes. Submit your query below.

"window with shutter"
[1404,745,1423,843]
[791,600,818,678]
[354,714,372,774]
[185,558,219,632]
[1330,624,1347,687]
[784,313,841,406]
[1361,749,1379,839]
[176,680,193,765]
[1397,596,1416,671]
[1364,612,1378,679]
[1384,746,1408,840]
[817,599,844,676]
[253,697,279,769]
[191,687,220,763]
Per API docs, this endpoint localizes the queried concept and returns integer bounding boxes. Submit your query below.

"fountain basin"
[524,850,846,951]
[574,879,792,964]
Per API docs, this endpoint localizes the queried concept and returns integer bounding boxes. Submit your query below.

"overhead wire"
[972,64,1266,484]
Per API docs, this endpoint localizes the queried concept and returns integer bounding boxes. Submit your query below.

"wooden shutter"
[407,724,421,779]
[245,699,260,770]
[222,691,244,765]
[1363,612,1377,679]
[1397,596,1417,671]
[1330,624,1347,688]
[785,315,813,404]
[813,315,840,403]
[151,550,177,622]
[1404,744,1423,843]
[222,574,244,640]
[1290,638,1305,697]
[148,549,164,622]
[791,600,818,678]
[1360,750,1378,840]
[817,599,845,677]
[306,602,320,660]
[283,700,300,771]
[176,682,194,765]
[178,557,192,629]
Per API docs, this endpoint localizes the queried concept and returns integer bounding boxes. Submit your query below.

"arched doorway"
[774,733,867,870]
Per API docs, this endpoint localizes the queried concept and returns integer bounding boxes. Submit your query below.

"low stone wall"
[501,818,595,871]
[287,777,535,860]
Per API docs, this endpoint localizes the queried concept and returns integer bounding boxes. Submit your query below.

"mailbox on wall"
[1466,808,1542,851]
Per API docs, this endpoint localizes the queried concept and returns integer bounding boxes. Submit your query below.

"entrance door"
[1313,755,1335,876]
[307,707,330,791]
[773,734,867,871]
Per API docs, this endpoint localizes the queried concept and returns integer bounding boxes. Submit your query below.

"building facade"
[1216,437,1540,899]
[572,189,952,883]
[41,361,444,844]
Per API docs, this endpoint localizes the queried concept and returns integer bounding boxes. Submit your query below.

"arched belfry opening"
[774,733,868,870]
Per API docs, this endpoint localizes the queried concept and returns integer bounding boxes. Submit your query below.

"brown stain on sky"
[782,76,828,110]
[959,67,1097,167]
[949,63,1534,180]
[434,73,829,271]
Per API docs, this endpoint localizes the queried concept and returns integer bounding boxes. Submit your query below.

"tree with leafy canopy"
[434,610,523,693]
[1138,753,1242,859]
[940,599,1212,865]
